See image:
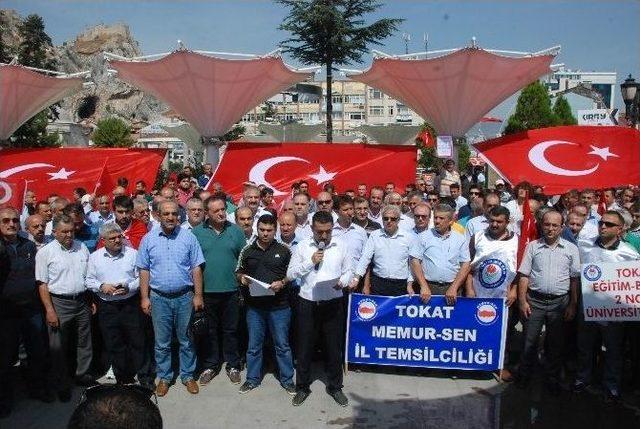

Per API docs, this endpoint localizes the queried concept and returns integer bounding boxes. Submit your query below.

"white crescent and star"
[527,140,619,177]
[248,156,338,196]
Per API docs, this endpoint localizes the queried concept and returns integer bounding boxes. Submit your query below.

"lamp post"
[620,74,640,127]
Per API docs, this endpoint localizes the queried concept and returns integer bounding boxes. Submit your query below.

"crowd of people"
[0,158,639,424]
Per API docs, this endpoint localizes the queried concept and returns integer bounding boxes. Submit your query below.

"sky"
[2,0,639,120]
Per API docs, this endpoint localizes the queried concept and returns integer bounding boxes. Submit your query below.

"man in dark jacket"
[0,207,53,418]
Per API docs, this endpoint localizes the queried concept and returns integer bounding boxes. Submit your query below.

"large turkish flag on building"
[0,148,166,203]
[211,142,417,200]
[474,126,640,194]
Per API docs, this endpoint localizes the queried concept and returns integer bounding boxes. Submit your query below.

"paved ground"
[5,364,640,429]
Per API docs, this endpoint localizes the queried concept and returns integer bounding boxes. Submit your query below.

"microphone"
[314,241,326,271]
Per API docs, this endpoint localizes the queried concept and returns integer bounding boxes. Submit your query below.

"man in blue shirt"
[137,200,205,397]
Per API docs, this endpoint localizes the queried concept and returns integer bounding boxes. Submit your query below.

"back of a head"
[68,385,162,429]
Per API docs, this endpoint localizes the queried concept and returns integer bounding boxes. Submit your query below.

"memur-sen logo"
[583,264,602,282]
[478,259,507,289]
[475,302,498,325]
[356,298,378,321]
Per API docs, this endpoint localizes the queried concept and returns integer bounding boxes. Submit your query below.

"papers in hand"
[245,275,275,297]
[311,277,341,301]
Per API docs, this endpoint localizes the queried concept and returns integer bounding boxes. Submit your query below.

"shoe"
[572,380,588,393]
[326,388,349,407]
[282,383,297,396]
[605,388,621,404]
[239,381,258,394]
[226,367,241,384]
[499,369,514,382]
[199,368,219,385]
[58,389,72,403]
[156,380,170,397]
[292,389,310,406]
[183,379,199,394]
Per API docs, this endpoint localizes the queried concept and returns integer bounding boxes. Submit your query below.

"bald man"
[25,214,52,250]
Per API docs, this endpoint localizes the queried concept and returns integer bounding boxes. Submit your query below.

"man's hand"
[506,288,517,307]
[333,281,343,290]
[564,302,577,321]
[239,275,249,287]
[445,285,458,305]
[348,277,359,290]
[113,285,129,296]
[419,285,431,303]
[270,280,284,292]
[311,250,324,266]
[193,294,204,312]
[406,283,415,296]
[45,308,59,328]
[519,299,531,319]
[100,283,117,295]
[363,284,371,295]
[141,297,151,315]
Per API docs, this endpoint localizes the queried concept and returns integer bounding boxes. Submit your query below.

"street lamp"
[620,74,640,126]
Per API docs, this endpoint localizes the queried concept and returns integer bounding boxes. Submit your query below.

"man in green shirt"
[192,195,247,386]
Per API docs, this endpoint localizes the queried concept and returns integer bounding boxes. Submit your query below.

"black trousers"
[370,275,408,297]
[0,301,48,401]
[97,296,145,384]
[199,292,241,371]
[296,296,344,392]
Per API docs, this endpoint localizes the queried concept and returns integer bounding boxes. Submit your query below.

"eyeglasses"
[318,200,332,204]
[382,216,399,222]
[1,218,19,224]
[414,214,429,219]
[598,220,621,228]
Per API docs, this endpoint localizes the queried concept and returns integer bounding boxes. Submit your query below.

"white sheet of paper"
[245,275,275,297]
[311,277,341,301]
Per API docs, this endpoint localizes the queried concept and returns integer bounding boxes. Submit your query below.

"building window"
[331,112,343,119]
[349,112,364,120]
[369,106,384,116]
[344,94,365,104]
[388,107,394,116]
[369,89,383,99]
[332,95,342,104]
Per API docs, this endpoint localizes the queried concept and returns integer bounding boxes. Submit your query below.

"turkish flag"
[0,179,26,210]
[517,193,538,267]
[94,161,115,195]
[475,126,640,194]
[0,148,166,201]
[419,130,434,148]
[211,142,417,201]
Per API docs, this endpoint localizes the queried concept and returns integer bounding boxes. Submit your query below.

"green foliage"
[220,124,246,142]
[10,111,60,148]
[261,101,277,120]
[92,117,135,148]
[504,81,558,134]
[278,0,403,142]
[18,14,55,69]
[416,122,439,171]
[457,139,471,171]
[552,95,577,125]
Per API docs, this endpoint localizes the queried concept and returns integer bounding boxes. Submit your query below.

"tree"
[18,14,55,69]
[552,95,577,125]
[278,0,402,142]
[416,122,439,171]
[10,14,59,147]
[92,117,135,148]
[504,81,557,134]
[10,111,60,148]
[0,13,13,63]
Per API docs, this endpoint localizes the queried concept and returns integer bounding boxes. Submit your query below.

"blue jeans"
[150,290,196,383]
[245,306,294,386]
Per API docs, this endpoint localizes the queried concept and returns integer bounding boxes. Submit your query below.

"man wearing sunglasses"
[352,205,414,297]
[316,191,339,222]
[457,185,483,222]
[0,208,53,417]
[573,211,640,402]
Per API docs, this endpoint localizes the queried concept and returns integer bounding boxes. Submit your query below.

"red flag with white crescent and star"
[210,142,417,201]
[0,148,166,201]
[474,126,640,195]
[0,179,26,210]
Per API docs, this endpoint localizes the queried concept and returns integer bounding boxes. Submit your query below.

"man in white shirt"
[88,195,114,229]
[86,223,143,385]
[292,193,313,240]
[35,214,91,402]
[449,183,468,214]
[367,186,384,225]
[331,195,367,270]
[286,211,352,407]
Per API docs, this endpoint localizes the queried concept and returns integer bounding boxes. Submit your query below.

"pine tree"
[278,0,402,142]
[504,81,557,134]
[0,13,12,63]
[92,117,135,148]
[552,95,577,125]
